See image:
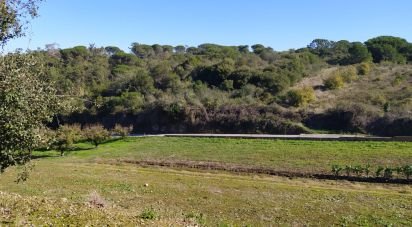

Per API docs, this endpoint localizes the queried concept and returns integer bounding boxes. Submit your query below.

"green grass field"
[1,137,412,226]
[40,137,412,173]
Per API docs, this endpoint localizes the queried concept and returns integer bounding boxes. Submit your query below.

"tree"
[174,45,186,54]
[365,36,409,63]
[0,0,59,173]
[131,43,155,58]
[83,124,110,147]
[53,124,83,156]
[238,45,249,54]
[308,39,335,57]
[105,46,122,56]
[328,40,351,64]
[0,0,43,46]
[346,42,371,64]
[251,44,265,55]
[112,124,133,139]
[0,53,59,172]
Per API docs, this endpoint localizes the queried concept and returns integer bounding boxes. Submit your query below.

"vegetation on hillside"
[24,36,412,135]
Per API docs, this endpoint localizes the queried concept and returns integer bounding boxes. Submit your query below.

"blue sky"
[5,0,412,52]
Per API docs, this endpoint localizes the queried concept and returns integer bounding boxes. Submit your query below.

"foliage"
[324,74,344,90]
[286,86,316,107]
[112,124,133,138]
[365,36,410,63]
[357,62,371,75]
[0,53,59,172]
[139,207,158,220]
[331,165,343,176]
[52,124,83,156]
[0,0,43,46]
[323,67,358,90]
[338,67,358,83]
[11,35,412,136]
[83,124,110,147]
[332,164,412,180]
[403,165,412,179]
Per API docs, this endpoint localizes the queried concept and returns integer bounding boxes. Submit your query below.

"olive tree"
[0,53,59,172]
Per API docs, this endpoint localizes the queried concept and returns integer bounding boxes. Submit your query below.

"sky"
[5,0,412,52]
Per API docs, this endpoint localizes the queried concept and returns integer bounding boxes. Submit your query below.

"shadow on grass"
[100,137,124,145]
[31,153,58,160]
[32,147,94,160]
[32,138,126,160]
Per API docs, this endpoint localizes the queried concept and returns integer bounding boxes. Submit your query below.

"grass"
[1,161,412,226]
[37,137,412,173]
[1,137,411,225]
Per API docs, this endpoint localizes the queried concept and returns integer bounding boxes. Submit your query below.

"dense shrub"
[367,117,412,136]
[324,67,358,90]
[305,103,379,133]
[324,74,344,90]
[339,67,358,83]
[357,62,371,75]
[285,87,316,107]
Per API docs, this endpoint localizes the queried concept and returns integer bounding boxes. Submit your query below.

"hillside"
[21,36,412,136]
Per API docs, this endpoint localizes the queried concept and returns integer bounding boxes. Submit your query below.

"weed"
[140,207,157,220]
[376,166,384,177]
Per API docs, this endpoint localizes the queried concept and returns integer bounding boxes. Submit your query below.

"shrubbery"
[324,74,344,90]
[26,36,412,136]
[286,87,316,107]
[357,62,371,75]
[339,66,358,83]
[324,67,359,90]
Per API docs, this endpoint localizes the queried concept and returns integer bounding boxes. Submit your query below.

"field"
[1,137,412,226]
[43,137,412,174]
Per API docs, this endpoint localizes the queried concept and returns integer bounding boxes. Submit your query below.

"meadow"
[1,137,412,226]
[44,137,412,173]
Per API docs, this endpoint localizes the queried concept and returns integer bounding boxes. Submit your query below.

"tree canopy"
[0,53,59,172]
[0,0,42,46]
